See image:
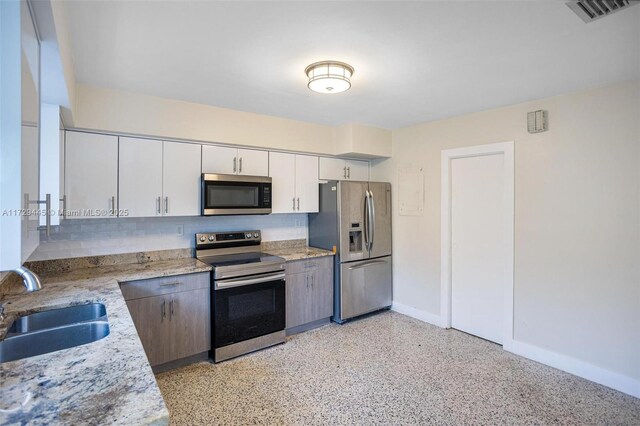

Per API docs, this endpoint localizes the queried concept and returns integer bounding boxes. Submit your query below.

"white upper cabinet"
[269,152,319,213]
[119,138,200,217]
[345,159,369,181]
[65,131,118,218]
[318,157,369,181]
[295,154,320,213]
[237,148,268,176]
[162,141,200,216]
[201,145,236,175]
[202,145,268,176]
[119,137,163,217]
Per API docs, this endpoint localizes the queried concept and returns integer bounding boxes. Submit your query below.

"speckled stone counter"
[264,246,334,262]
[0,258,211,425]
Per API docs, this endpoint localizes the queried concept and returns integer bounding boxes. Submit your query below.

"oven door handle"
[215,272,286,289]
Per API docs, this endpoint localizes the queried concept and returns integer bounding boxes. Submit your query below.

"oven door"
[202,174,272,215]
[213,271,285,349]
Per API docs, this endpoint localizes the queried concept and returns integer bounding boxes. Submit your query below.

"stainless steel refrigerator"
[309,181,392,323]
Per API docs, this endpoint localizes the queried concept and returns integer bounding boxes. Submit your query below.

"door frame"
[440,141,514,347]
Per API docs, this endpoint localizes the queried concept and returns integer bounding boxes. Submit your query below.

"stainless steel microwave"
[201,174,272,215]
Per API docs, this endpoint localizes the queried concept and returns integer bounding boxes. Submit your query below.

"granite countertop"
[0,258,211,425]
[265,246,334,261]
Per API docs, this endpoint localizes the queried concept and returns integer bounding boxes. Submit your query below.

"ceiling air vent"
[566,0,639,23]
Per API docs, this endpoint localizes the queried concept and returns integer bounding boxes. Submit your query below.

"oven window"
[214,279,285,348]
[207,184,258,208]
[228,288,275,320]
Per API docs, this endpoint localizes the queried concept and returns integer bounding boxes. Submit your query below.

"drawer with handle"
[120,272,209,301]
[285,256,332,275]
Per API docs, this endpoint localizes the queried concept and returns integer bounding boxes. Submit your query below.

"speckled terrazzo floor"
[155,311,640,425]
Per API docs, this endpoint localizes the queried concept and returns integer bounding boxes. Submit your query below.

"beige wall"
[371,80,640,380]
[74,85,337,155]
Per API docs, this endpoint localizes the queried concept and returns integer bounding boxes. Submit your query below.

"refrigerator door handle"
[364,190,371,252]
[368,189,375,251]
[347,259,388,270]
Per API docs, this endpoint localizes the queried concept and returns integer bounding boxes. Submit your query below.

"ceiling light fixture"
[305,61,354,94]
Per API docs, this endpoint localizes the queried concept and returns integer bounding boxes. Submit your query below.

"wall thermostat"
[527,110,548,133]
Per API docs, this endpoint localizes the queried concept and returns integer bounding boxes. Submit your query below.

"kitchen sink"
[0,303,110,363]
[0,321,110,363]
[7,303,107,335]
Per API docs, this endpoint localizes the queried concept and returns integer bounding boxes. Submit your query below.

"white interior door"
[162,141,201,216]
[451,153,505,344]
[119,137,163,217]
[65,131,118,218]
[237,148,269,176]
[268,152,296,213]
[295,154,319,213]
[202,145,237,174]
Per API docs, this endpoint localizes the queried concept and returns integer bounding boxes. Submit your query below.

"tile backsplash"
[30,214,308,261]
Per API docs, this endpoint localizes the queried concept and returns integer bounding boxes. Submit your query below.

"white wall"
[371,80,640,384]
[74,85,337,155]
[29,214,308,260]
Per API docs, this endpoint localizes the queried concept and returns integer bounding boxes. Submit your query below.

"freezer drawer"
[339,256,392,321]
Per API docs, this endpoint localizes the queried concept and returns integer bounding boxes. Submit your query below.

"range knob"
[245,232,252,239]
[208,235,215,241]
[253,232,259,238]
[199,236,206,242]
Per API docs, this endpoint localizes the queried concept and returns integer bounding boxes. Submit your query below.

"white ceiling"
[64,1,640,129]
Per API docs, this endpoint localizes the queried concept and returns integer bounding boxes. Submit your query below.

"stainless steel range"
[195,230,286,363]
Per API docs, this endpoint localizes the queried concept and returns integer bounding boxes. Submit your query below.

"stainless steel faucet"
[11,266,43,292]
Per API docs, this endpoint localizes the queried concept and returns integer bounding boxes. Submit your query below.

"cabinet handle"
[164,196,169,214]
[159,281,181,287]
[343,166,347,179]
[111,196,116,215]
[233,157,237,173]
[305,275,309,289]
[156,196,161,215]
[161,299,166,321]
[310,274,314,290]
[170,299,175,318]
[347,167,351,179]
[239,157,243,173]
[296,197,300,211]
[292,197,296,211]
[60,195,66,219]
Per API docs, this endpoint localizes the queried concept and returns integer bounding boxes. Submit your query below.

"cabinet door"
[309,258,334,321]
[318,157,346,180]
[119,137,163,218]
[169,288,211,360]
[163,141,201,216]
[346,160,369,181]
[295,155,319,213]
[237,148,269,176]
[126,295,172,366]
[202,145,237,174]
[65,131,118,218]
[285,270,311,329]
[269,152,296,213]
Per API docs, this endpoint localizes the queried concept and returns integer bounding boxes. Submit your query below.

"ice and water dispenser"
[348,222,363,253]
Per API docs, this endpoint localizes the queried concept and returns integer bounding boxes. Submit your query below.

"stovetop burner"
[197,252,283,268]
[195,230,285,280]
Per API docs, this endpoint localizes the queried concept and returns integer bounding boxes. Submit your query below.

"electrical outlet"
[176,224,184,236]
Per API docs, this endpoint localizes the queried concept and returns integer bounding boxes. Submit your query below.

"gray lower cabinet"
[121,272,210,367]
[286,256,333,331]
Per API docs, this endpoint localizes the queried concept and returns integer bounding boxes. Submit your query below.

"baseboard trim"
[504,339,640,398]
[391,301,639,398]
[391,302,442,327]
